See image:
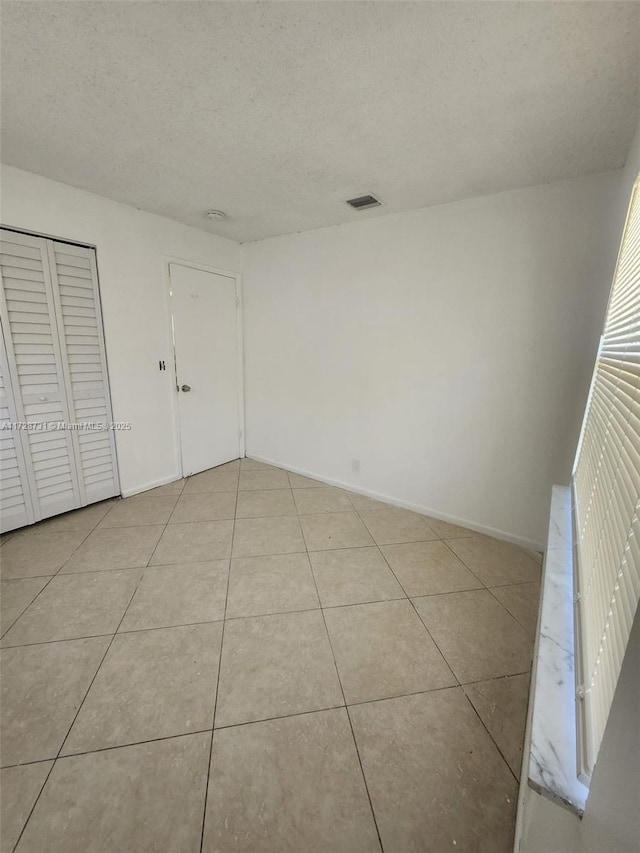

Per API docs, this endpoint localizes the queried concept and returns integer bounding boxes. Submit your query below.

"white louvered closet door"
[47,241,119,504]
[0,319,35,530]
[0,231,82,524]
[0,229,119,532]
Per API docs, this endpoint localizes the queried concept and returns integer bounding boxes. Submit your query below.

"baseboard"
[245,452,544,552]
[121,472,182,498]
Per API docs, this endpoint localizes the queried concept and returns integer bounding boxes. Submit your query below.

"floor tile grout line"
[1,755,55,772]
[6,464,225,848]
[371,529,538,636]
[119,615,224,636]
[344,701,385,853]
[361,527,526,787]
[359,498,533,786]
[2,536,537,645]
[198,479,237,853]
[372,525,537,643]
[225,595,401,620]
[0,520,101,641]
[440,536,541,591]
[10,515,485,539]
[5,531,474,583]
[413,551,535,639]
[167,471,238,524]
[3,588,541,650]
[4,498,116,540]
[0,616,228,650]
[8,755,56,852]
[51,494,177,764]
[407,586,483,600]
[0,498,119,624]
[0,576,56,641]
[0,672,534,771]
[55,571,149,756]
[141,477,206,571]
[438,537,490,589]
[484,584,538,637]
[345,679,520,711]
[7,516,161,541]
[53,526,95,576]
[302,526,386,852]
[206,670,527,729]
[95,497,125,527]
[0,631,118,651]
[6,563,156,582]
[11,514,470,547]
[460,683,523,786]
[1,565,160,644]
[459,669,533,688]
[98,495,180,530]
[487,579,542,590]
[212,702,350,731]
[3,728,217,769]
[389,580,459,688]
[352,508,461,690]
[11,556,149,852]
[210,681,481,730]
[5,590,469,649]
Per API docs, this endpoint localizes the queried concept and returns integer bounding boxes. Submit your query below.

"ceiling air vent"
[346,194,382,211]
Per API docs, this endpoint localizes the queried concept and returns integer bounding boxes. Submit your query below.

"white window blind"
[572,175,640,779]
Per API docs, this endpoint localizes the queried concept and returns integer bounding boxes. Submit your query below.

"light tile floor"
[0,458,542,852]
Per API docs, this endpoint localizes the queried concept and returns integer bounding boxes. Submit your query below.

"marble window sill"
[525,484,588,816]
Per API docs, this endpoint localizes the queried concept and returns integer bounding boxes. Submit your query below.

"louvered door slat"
[0,254,44,271]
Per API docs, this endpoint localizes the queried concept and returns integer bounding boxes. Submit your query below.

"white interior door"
[169,263,241,476]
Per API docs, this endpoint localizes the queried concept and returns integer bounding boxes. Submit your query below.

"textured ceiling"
[1,1,639,243]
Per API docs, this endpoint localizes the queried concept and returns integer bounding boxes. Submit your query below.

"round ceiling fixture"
[206,209,227,221]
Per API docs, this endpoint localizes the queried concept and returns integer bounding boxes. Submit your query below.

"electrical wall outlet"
[352,459,361,473]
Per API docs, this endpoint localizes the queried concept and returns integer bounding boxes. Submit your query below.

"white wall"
[1,165,241,496]
[243,170,625,548]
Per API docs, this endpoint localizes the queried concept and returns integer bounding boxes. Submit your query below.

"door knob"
[181,384,191,392]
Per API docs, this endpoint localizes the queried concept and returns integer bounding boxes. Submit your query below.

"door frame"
[162,256,245,477]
